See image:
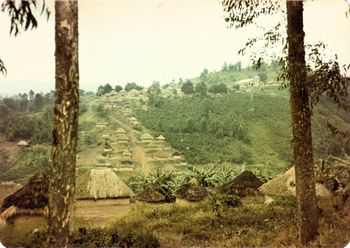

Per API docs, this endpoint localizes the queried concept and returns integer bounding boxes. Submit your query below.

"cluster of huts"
[0,165,339,230]
[138,133,183,168]
[93,126,135,171]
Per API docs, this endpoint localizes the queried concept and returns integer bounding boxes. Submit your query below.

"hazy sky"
[0,0,349,95]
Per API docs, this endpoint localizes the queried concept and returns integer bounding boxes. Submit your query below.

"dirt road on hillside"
[109,116,151,174]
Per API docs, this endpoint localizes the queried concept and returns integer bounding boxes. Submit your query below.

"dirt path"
[109,115,151,174]
[74,199,131,227]
[129,130,151,174]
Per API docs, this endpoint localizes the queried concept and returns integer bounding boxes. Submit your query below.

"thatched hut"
[115,128,126,135]
[140,133,153,143]
[76,168,134,200]
[1,173,48,212]
[116,134,129,142]
[156,135,165,142]
[122,150,132,159]
[1,173,48,223]
[175,179,208,201]
[216,170,263,197]
[128,116,137,123]
[17,140,29,147]
[0,182,22,205]
[96,122,108,128]
[259,167,332,198]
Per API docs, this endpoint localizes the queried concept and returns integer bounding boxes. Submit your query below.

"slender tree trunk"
[48,1,79,247]
[286,1,318,245]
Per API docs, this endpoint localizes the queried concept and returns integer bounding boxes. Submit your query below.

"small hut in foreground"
[17,140,29,147]
[76,168,134,200]
[259,167,332,198]
[216,170,263,197]
[0,173,48,224]
[175,178,208,201]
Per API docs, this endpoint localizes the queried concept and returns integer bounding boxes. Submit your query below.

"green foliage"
[1,145,50,180]
[208,83,228,94]
[258,72,268,83]
[136,94,291,164]
[2,226,159,248]
[218,194,242,208]
[84,131,97,146]
[181,80,194,95]
[199,69,209,82]
[147,82,163,108]
[79,103,88,115]
[114,85,123,92]
[125,82,143,92]
[92,104,108,117]
[195,82,208,98]
[128,169,177,193]
[96,83,113,96]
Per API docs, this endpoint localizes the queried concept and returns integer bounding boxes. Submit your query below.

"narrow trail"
[109,115,151,174]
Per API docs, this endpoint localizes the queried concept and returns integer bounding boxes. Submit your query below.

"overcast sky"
[0,0,349,95]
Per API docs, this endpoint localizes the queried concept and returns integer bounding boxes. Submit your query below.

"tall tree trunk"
[286,1,318,245]
[48,1,79,247]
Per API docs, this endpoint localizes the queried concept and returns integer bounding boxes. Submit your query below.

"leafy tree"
[235,61,242,72]
[221,62,228,71]
[115,85,123,92]
[148,82,162,108]
[222,0,319,243]
[48,1,79,246]
[199,69,209,82]
[104,83,113,94]
[195,82,208,98]
[208,83,228,94]
[96,83,113,96]
[0,0,49,73]
[258,72,268,83]
[285,2,318,243]
[228,63,236,71]
[125,82,143,92]
[222,0,349,244]
[34,93,44,111]
[181,80,194,95]
[19,93,29,112]
[29,90,35,101]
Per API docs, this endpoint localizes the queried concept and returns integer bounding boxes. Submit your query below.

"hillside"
[0,65,349,182]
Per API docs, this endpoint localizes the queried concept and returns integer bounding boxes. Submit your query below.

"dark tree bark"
[48,1,79,247]
[286,1,318,245]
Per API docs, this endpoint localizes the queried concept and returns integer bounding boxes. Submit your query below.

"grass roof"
[76,168,134,200]
[1,173,48,211]
[259,167,332,198]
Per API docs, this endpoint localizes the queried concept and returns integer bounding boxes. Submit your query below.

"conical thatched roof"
[17,140,29,146]
[96,155,108,163]
[1,173,48,211]
[122,150,131,157]
[175,178,208,201]
[259,167,332,198]
[116,134,129,141]
[76,168,134,200]
[156,135,165,141]
[115,128,126,134]
[140,133,153,141]
[216,170,263,197]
